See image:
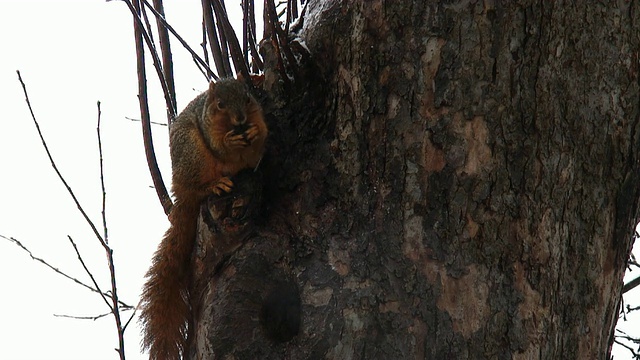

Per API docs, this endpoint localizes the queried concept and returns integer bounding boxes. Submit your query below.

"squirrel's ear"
[205,81,217,108]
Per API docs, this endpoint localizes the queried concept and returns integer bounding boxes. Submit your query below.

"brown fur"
[139,79,267,360]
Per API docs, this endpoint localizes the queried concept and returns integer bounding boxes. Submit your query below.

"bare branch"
[200,18,211,67]
[1,234,134,311]
[140,2,156,45]
[67,235,113,311]
[289,0,308,33]
[613,337,639,358]
[246,11,264,71]
[0,234,101,295]
[16,71,109,247]
[151,0,178,117]
[122,300,141,332]
[263,0,290,87]
[122,0,177,120]
[54,312,113,321]
[626,303,640,312]
[624,275,640,294]
[125,116,168,127]
[614,328,640,358]
[141,0,217,80]
[107,244,125,359]
[285,0,299,32]
[265,0,298,78]
[244,0,263,72]
[202,0,232,77]
[215,0,233,77]
[212,0,251,82]
[242,0,248,63]
[125,0,173,216]
[194,18,215,80]
[97,102,108,245]
[15,87,132,356]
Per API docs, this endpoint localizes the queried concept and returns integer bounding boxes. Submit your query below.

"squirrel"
[139,78,268,360]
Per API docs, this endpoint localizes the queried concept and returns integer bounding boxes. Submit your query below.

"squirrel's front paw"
[212,177,234,195]
[243,123,260,143]
[224,130,248,149]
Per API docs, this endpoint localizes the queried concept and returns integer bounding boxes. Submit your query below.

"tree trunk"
[189,1,640,359]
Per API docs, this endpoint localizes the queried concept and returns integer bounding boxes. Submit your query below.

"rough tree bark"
[189,1,640,359]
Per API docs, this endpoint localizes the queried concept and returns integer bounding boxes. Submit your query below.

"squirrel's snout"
[232,113,247,126]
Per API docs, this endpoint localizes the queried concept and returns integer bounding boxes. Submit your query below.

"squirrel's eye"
[217,101,225,110]
[245,96,251,104]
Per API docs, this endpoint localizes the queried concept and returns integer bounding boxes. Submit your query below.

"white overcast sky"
[0,1,638,360]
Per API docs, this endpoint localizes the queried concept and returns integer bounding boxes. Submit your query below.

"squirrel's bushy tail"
[140,197,200,360]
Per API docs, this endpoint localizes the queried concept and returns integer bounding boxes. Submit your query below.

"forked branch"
[15,72,133,360]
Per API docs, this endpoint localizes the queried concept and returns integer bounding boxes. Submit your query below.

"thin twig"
[67,235,113,311]
[16,71,109,248]
[195,18,214,79]
[54,312,113,321]
[200,18,211,67]
[97,102,108,245]
[613,329,640,358]
[122,299,141,332]
[613,338,638,358]
[125,116,168,126]
[1,234,133,309]
[0,234,100,295]
[627,304,640,312]
[17,71,132,360]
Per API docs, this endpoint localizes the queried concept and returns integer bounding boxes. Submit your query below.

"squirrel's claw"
[224,130,249,149]
[244,123,260,143]
[212,177,234,195]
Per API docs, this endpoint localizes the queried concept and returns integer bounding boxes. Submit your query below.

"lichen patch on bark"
[436,264,490,338]
[419,37,447,123]
[328,247,351,276]
[422,135,446,173]
[452,114,492,176]
[302,283,334,308]
[513,261,546,350]
[402,214,425,263]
